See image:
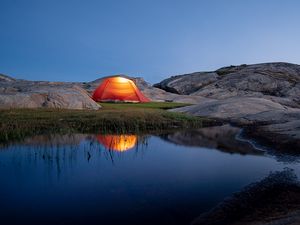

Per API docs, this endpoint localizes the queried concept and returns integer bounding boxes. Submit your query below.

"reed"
[0,102,208,143]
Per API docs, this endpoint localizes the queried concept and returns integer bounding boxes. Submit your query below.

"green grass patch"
[0,102,208,143]
[99,102,191,110]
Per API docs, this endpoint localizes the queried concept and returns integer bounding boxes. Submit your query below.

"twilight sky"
[0,0,300,83]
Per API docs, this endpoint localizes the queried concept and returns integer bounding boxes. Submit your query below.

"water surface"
[0,127,299,225]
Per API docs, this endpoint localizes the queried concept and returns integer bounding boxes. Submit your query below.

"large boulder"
[193,63,300,102]
[154,72,219,95]
[171,97,300,150]
[141,86,207,104]
[0,79,100,110]
[157,62,300,150]
[170,97,286,119]
[155,62,300,107]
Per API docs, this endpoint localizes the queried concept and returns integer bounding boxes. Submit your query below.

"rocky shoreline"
[1,63,300,225]
[191,168,300,225]
[162,63,300,152]
[1,62,300,151]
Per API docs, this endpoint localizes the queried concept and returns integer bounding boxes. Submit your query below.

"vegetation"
[0,102,208,143]
[99,102,191,110]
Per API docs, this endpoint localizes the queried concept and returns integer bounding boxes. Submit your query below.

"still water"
[0,126,299,225]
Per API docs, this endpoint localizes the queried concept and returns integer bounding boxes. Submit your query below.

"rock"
[192,168,300,225]
[170,97,286,119]
[1,62,299,148]
[216,62,300,81]
[240,108,300,125]
[0,73,205,109]
[0,80,100,110]
[155,62,300,107]
[287,83,300,105]
[0,73,15,82]
[141,86,207,104]
[154,72,219,95]
[171,97,300,150]
[192,63,300,106]
[158,63,300,150]
[246,120,300,152]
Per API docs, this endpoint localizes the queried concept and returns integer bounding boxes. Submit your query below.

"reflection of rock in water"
[20,133,90,146]
[162,125,263,155]
[0,133,147,181]
[1,133,147,163]
[97,134,138,152]
[192,168,300,225]
[0,133,92,149]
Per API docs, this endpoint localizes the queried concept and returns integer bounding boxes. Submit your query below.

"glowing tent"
[97,134,137,152]
[92,76,150,102]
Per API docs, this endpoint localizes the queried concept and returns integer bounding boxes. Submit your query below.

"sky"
[1,0,300,83]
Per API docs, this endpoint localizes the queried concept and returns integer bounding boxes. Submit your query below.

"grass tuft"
[0,102,208,143]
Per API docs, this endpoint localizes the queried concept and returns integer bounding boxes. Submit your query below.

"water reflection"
[0,134,146,174]
[160,125,264,156]
[2,127,299,163]
[97,134,138,152]
[192,168,300,225]
[1,131,300,225]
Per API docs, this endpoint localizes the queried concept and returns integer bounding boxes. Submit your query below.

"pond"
[0,125,299,225]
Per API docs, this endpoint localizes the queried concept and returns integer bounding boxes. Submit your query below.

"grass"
[99,102,191,110]
[0,102,209,143]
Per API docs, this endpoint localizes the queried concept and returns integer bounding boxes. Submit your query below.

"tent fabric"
[92,76,150,102]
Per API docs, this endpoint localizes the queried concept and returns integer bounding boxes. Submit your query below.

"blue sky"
[1,0,300,83]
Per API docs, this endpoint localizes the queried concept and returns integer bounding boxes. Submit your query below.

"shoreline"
[192,168,300,225]
[1,107,297,155]
[0,105,215,144]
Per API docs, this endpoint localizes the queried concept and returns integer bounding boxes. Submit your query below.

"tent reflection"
[97,134,137,152]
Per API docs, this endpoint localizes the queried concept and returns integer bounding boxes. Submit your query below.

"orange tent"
[97,134,137,152]
[92,76,150,102]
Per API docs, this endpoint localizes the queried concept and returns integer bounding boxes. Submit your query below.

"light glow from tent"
[92,76,150,102]
[97,134,137,152]
[116,76,129,83]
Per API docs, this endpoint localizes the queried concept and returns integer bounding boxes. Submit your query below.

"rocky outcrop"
[0,73,205,109]
[0,73,16,82]
[245,120,300,152]
[171,97,287,119]
[193,63,300,106]
[156,63,300,150]
[1,62,299,148]
[141,86,206,104]
[155,62,300,107]
[0,79,100,110]
[171,97,300,150]
[154,72,219,95]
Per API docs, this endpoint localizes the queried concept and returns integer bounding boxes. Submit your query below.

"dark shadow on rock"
[191,168,300,225]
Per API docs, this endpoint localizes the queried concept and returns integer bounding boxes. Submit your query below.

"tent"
[92,76,150,102]
[97,134,137,152]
